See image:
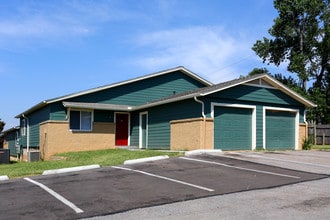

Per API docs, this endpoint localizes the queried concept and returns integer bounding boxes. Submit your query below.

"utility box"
[28,151,40,162]
[0,149,10,164]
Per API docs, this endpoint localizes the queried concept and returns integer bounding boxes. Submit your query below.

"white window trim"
[68,108,94,132]
[139,111,148,149]
[263,106,299,150]
[21,119,26,136]
[114,112,130,146]
[211,103,256,150]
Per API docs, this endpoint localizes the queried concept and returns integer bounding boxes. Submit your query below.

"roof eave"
[15,101,48,118]
[45,66,213,105]
[62,102,133,111]
[262,75,317,108]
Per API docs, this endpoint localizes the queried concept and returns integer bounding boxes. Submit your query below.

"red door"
[115,113,129,146]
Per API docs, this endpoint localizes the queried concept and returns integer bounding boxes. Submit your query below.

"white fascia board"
[63,102,132,111]
[49,67,212,104]
[262,75,316,108]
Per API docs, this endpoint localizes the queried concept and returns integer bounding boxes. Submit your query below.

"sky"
[1,0,283,129]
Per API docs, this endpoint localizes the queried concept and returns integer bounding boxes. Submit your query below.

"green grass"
[0,149,183,179]
[312,145,330,150]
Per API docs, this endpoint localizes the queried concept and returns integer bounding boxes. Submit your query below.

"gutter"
[194,96,206,118]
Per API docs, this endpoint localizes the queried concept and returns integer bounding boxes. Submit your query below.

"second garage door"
[265,110,296,150]
[214,106,253,150]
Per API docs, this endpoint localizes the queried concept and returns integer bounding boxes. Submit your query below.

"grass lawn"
[312,145,330,150]
[0,149,183,179]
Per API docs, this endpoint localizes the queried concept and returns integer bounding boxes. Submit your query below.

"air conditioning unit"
[28,151,40,162]
[0,149,10,164]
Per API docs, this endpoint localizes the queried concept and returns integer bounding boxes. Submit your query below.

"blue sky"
[1,0,282,129]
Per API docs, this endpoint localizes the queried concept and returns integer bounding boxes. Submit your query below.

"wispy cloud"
[131,26,254,82]
[0,1,128,49]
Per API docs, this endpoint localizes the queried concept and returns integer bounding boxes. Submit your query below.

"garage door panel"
[266,110,295,150]
[214,107,252,150]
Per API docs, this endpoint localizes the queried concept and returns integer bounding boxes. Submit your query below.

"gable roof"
[61,73,316,112]
[16,66,212,118]
[135,73,316,109]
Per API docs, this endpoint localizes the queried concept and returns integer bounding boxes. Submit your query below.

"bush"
[302,137,313,150]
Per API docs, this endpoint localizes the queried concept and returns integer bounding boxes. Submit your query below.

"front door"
[115,113,129,146]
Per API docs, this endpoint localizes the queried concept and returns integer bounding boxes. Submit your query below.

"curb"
[185,149,223,157]
[42,164,101,175]
[124,155,169,165]
[0,175,9,181]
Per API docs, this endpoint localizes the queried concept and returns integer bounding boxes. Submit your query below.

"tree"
[0,118,5,148]
[252,0,330,123]
[248,68,270,76]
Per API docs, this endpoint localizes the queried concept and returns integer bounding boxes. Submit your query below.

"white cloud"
[132,26,254,82]
[0,1,125,48]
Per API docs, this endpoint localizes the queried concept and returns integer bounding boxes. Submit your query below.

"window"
[21,119,26,136]
[69,110,93,131]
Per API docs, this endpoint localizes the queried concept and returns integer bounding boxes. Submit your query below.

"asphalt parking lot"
[0,151,328,220]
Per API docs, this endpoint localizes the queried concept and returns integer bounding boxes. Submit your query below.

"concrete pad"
[0,175,9,181]
[42,164,100,175]
[124,155,169,165]
[185,149,223,157]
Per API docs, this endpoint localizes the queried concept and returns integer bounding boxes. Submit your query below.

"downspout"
[194,96,205,118]
[304,109,311,142]
[194,96,206,149]
[22,114,29,161]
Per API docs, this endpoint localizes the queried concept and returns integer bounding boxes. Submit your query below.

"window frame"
[68,108,94,132]
[21,119,26,136]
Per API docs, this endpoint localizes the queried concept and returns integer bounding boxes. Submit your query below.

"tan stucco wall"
[3,141,9,149]
[298,123,307,150]
[40,120,115,160]
[170,117,214,151]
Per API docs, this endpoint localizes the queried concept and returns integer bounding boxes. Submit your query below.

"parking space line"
[244,154,330,168]
[24,178,84,214]
[112,166,214,192]
[181,157,301,179]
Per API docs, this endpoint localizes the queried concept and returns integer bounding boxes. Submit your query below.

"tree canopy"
[252,0,330,124]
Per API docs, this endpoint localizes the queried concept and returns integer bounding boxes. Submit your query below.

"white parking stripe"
[181,157,301,179]
[112,166,214,192]
[245,154,330,168]
[24,178,84,214]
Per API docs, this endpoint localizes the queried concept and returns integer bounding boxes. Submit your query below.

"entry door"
[139,112,148,149]
[115,113,129,146]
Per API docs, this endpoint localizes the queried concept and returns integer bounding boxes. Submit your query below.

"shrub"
[302,137,313,150]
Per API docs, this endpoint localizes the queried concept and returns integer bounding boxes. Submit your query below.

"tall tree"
[253,0,330,123]
[0,119,5,148]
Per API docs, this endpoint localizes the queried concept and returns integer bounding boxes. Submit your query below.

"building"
[13,66,315,160]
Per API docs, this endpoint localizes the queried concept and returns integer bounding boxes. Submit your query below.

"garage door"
[214,107,252,150]
[265,110,295,150]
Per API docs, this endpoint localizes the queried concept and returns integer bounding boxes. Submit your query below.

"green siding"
[49,102,66,121]
[145,99,202,149]
[210,85,303,107]
[68,71,206,106]
[20,106,50,148]
[94,110,114,123]
[214,107,252,150]
[266,111,295,150]
[255,105,264,149]
[130,112,140,147]
[4,129,19,156]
